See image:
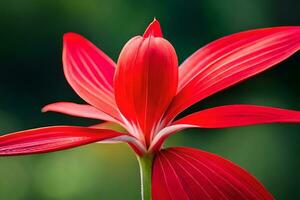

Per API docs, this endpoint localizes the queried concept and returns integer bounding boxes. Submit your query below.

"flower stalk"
[137,153,154,200]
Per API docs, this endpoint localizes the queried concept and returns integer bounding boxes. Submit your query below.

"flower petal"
[151,104,300,152]
[165,27,300,122]
[174,104,300,128]
[0,126,123,156]
[89,122,147,154]
[143,18,163,38]
[63,33,120,120]
[152,147,274,200]
[114,23,178,145]
[42,102,118,122]
[149,124,193,152]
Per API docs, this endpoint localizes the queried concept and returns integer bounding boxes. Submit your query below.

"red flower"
[1,19,300,199]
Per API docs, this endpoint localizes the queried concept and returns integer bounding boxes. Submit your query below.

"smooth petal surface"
[63,33,120,120]
[42,102,118,122]
[165,27,300,122]
[0,126,123,156]
[152,147,274,200]
[174,104,300,128]
[143,18,163,38]
[114,27,178,145]
[151,104,300,152]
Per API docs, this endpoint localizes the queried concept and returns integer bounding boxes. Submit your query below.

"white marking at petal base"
[98,135,147,153]
[149,124,196,151]
[119,112,146,145]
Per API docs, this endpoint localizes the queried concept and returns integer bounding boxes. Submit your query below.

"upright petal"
[165,27,300,122]
[152,147,274,200]
[42,102,119,123]
[143,18,163,38]
[0,126,123,156]
[114,21,178,145]
[63,33,120,120]
[174,104,300,128]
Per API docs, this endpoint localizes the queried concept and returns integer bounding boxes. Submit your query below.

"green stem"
[137,154,154,200]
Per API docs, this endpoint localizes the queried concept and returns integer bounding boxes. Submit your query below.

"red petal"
[0,126,123,156]
[90,123,147,155]
[42,102,118,122]
[165,27,300,122]
[114,35,178,145]
[174,104,300,128]
[63,33,120,120]
[150,104,300,152]
[143,18,163,38]
[152,147,274,200]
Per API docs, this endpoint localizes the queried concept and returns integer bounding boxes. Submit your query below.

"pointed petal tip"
[41,103,54,113]
[40,102,120,122]
[41,104,52,113]
[152,17,159,24]
[41,107,47,113]
[143,18,163,38]
[0,126,124,156]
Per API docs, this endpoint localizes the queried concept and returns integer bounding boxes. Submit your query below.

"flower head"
[115,20,178,147]
[1,19,300,199]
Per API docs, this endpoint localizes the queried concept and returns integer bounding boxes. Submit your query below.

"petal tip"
[143,18,163,38]
[63,32,84,43]
[41,107,47,113]
[41,105,50,113]
[41,103,59,113]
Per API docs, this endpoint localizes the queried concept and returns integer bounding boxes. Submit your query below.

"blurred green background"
[0,0,300,199]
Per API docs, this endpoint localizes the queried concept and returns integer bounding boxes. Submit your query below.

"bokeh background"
[0,0,300,199]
